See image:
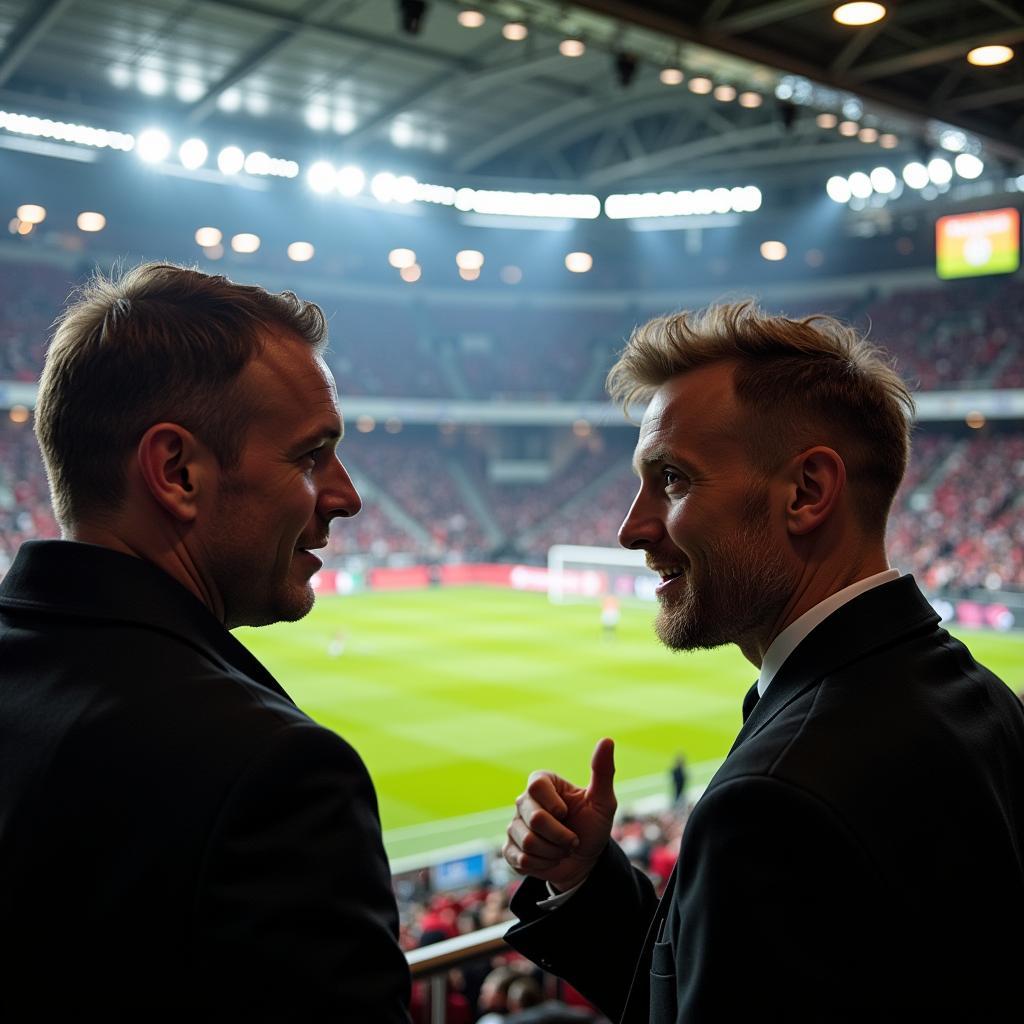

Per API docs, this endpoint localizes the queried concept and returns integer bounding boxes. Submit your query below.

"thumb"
[586,737,617,811]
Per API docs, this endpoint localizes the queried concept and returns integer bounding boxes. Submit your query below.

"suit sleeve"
[504,839,660,1021]
[190,722,411,1020]
[662,775,886,1023]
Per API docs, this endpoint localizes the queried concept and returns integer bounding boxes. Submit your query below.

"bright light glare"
[868,167,896,194]
[738,91,762,108]
[137,69,167,96]
[879,133,899,148]
[559,38,585,57]
[389,248,417,269]
[603,185,762,219]
[501,265,523,284]
[967,45,1013,66]
[816,113,838,129]
[848,172,872,199]
[400,264,422,283]
[760,240,788,261]
[459,267,480,281]
[660,67,684,85]
[688,77,713,94]
[565,251,593,273]
[16,204,45,224]
[76,211,106,232]
[456,249,484,270]
[838,120,859,136]
[954,153,984,179]
[454,187,600,219]
[336,165,365,197]
[902,162,929,189]
[307,160,337,194]
[503,22,528,41]
[195,226,222,247]
[833,3,886,26]
[136,128,171,163]
[0,111,135,151]
[713,84,736,102]
[230,233,260,253]
[217,146,245,175]
[927,157,953,185]
[287,241,314,262]
[371,172,398,203]
[869,167,897,193]
[858,126,879,143]
[178,137,208,169]
[458,9,485,27]
[826,176,852,203]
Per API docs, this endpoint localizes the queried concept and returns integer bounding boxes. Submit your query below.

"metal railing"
[405,922,511,1023]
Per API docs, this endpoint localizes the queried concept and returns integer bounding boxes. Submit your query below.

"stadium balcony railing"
[406,922,511,1023]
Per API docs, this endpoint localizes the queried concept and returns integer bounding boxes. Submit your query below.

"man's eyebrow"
[295,425,342,451]
[633,448,697,475]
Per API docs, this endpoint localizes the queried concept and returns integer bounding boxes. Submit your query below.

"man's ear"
[135,423,211,523]
[783,446,846,537]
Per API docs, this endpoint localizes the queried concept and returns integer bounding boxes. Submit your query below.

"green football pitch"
[235,587,1024,863]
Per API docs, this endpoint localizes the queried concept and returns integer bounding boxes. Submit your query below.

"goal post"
[546,544,654,604]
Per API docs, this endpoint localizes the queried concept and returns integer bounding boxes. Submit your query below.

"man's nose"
[618,488,662,550]
[322,457,362,520]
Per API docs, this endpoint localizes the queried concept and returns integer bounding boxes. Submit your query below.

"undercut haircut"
[35,262,328,529]
[607,300,915,535]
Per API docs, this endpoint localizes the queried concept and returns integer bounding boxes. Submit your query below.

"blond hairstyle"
[36,262,327,528]
[607,300,915,534]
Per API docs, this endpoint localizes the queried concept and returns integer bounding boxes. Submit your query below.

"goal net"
[546,544,655,604]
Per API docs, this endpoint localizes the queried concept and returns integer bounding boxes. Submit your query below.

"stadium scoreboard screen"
[935,207,1020,279]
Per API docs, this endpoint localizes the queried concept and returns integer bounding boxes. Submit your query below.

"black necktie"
[742,681,760,722]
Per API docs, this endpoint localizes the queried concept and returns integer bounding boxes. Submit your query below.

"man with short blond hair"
[502,302,1024,1022]
[0,263,411,1018]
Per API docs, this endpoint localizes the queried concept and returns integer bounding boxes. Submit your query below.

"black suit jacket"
[0,540,411,1019]
[506,576,1024,1022]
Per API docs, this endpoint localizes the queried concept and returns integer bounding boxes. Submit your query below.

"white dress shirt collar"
[757,568,901,697]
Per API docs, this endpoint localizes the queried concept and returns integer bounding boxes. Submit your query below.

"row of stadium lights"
[826,154,986,205]
[9,202,789,272]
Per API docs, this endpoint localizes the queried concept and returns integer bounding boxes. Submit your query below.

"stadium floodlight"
[738,91,763,108]
[457,8,485,27]
[195,226,222,247]
[833,3,886,27]
[954,153,984,179]
[902,161,929,189]
[604,184,760,218]
[371,171,398,203]
[565,251,593,273]
[305,104,329,130]
[967,44,1013,67]
[453,187,600,218]
[456,249,484,270]
[76,211,106,232]
[760,240,787,261]
[336,164,365,197]
[816,112,838,129]
[287,241,314,262]
[388,248,416,269]
[307,160,338,194]
[458,267,480,281]
[559,38,585,57]
[175,78,205,103]
[502,21,528,40]
[136,128,171,163]
[848,171,872,198]
[392,174,418,204]
[660,66,684,85]
[400,264,422,282]
[869,166,897,194]
[0,111,135,151]
[688,76,713,94]
[230,232,260,253]
[217,146,245,175]
[826,175,852,203]
[927,157,953,185]
[178,137,208,170]
[16,204,45,224]
[137,69,167,97]
[879,133,899,149]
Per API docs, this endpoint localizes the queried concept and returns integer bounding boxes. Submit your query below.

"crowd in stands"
[396,804,686,1023]
[2,258,1024,595]
[2,413,1023,595]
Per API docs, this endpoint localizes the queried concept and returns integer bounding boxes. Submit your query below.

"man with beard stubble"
[500,302,1024,1022]
[0,264,411,1019]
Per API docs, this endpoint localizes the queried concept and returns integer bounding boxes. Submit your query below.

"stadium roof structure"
[0,0,1021,192]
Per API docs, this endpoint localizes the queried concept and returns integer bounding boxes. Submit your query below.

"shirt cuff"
[537,877,587,909]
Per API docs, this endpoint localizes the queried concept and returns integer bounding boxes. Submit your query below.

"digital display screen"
[936,207,1020,279]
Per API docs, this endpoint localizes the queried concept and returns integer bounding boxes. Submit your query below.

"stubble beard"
[654,501,796,653]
